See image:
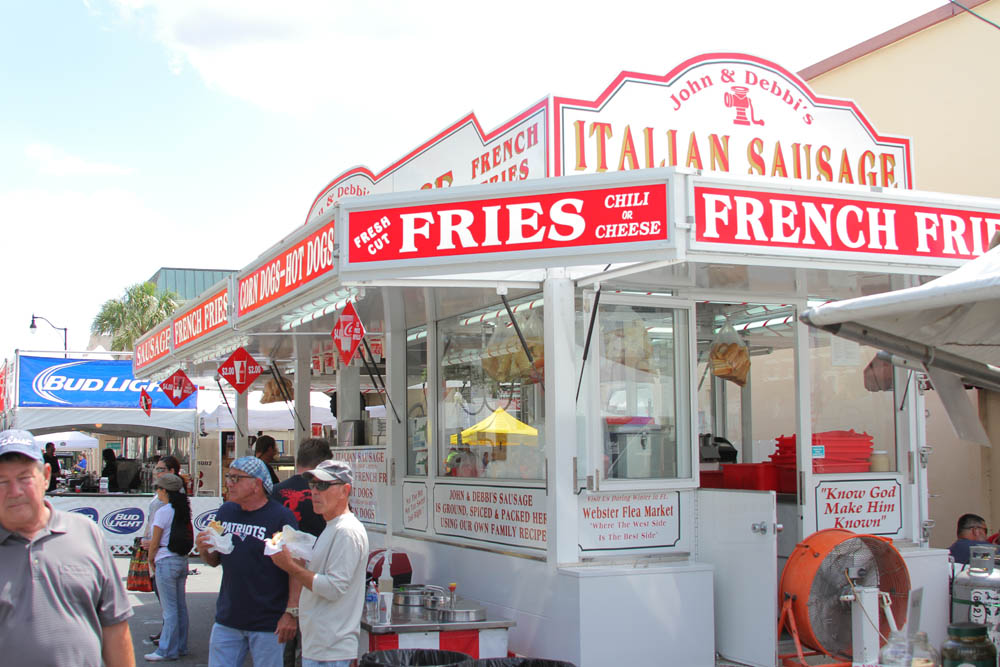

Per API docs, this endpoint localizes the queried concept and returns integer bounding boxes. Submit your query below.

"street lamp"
[30,314,68,358]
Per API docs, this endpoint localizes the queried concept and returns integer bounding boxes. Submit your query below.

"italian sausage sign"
[342,181,669,271]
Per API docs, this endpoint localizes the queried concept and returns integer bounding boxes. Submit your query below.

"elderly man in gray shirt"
[0,429,135,667]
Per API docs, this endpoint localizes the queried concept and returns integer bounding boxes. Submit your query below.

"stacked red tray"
[769,430,874,477]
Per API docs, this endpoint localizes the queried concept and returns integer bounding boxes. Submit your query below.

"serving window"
[582,293,692,486]
[437,295,546,480]
[406,325,429,476]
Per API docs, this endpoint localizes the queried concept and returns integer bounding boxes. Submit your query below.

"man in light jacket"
[270,459,368,667]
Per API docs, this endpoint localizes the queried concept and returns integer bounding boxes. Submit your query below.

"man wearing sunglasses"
[270,460,368,667]
[196,456,300,666]
[950,512,994,565]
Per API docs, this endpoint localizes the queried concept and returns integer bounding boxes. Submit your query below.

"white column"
[338,362,361,446]
[544,268,579,567]
[382,287,406,582]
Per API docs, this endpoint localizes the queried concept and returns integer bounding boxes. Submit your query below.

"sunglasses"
[225,473,256,483]
[307,480,345,492]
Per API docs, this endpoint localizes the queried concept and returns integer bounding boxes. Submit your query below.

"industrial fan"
[778,528,910,666]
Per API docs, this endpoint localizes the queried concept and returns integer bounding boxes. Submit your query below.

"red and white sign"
[554,53,912,188]
[345,183,668,267]
[139,388,152,416]
[433,483,547,550]
[694,185,1000,262]
[332,301,365,366]
[236,221,336,318]
[159,369,197,407]
[134,323,171,372]
[174,287,229,350]
[578,490,682,552]
[217,347,262,394]
[304,101,548,225]
[403,481,428,532]
[0,362,6,413]
[815,478,902,536]
[330,447,387,524]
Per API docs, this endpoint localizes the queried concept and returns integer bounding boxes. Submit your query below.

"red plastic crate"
[722,463,778,491]
[777,466,797,494]
[700,470,724,489]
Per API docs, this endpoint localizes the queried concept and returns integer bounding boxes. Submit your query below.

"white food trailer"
[131,53,1000,665]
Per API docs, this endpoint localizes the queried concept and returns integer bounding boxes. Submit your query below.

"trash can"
[360,648,472,667]
[459,659,577,667]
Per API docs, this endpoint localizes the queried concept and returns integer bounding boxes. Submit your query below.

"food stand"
[130,53,1000,665]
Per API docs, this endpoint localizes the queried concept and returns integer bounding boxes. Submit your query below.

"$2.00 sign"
[159,369,197,407]
[218,347,262,394]
[332,301,366,366]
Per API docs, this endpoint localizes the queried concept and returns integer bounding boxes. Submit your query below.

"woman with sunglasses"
[141,455,181,645]
[145,473,194,662]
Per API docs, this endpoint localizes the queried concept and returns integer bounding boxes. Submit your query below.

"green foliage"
[91,282,179,352]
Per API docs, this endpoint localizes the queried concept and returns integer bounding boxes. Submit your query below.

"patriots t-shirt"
[214,499,298,632]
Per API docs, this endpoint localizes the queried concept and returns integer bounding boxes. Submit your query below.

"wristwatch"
[284,607,299,618]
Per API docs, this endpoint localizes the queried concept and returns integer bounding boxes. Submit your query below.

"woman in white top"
[145,473,193,662]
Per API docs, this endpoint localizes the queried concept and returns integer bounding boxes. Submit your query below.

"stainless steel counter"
[362,606,515,635]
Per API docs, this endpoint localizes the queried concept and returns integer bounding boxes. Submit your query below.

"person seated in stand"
[949,513,993,565]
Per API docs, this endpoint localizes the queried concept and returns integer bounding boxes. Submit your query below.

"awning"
[801,245,1000,445]
[34,431,99,450]
[450,407,538,446]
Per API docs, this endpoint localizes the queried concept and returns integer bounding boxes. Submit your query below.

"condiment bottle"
[910,630,940,666]
[941,621,996,667]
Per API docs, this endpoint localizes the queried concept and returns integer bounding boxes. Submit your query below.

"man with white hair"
[0,429,134,666]
[270,459,368,667]
[196,456,300,667]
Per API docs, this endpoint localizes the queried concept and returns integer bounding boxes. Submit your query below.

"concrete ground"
[115,555,224,667]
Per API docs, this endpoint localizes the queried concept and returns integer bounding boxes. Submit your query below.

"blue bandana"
[230,456,273,494]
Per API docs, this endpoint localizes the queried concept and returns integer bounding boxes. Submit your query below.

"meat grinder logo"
[724,86,765,127]
[193,509,218,532]
[68,506,99,523]
[101,507,145,534]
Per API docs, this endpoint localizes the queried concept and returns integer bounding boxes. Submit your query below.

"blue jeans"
[153,555,189,659]
[209,622,284,667]
[302,660,354,667]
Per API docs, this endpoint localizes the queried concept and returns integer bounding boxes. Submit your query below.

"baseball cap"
[303,459,353,485]
[230,456,273,494]
[0,429,44,462]
[153,473,184,492]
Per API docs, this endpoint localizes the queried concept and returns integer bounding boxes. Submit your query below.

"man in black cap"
[270,459,368,667]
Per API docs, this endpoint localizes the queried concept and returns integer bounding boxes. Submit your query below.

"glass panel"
[438,296,545,480]
[810,329,897,472]
[695,302,797,474]
[406,326,429,476]
[599,302,689,480]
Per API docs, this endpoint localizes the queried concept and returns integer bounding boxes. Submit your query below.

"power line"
[948,0,1000,31]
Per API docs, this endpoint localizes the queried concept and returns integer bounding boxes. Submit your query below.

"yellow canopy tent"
[449,407,538,446]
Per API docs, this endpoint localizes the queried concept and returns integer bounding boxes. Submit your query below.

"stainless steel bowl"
[393,584,431,607]
[433,600,487,623]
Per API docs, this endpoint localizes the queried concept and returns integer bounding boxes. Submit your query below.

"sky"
[0,0,949,359]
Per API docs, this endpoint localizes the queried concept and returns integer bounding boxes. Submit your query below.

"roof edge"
[799,0,992,80]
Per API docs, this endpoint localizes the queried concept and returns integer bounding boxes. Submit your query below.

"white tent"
[199,390,337,432]
[801,245,1000,444]
[35,431,99,450]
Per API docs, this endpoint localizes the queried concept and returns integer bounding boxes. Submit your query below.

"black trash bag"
[360,648,472,667]
[460,660,577,667]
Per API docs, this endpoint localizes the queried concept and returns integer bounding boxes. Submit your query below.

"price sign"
[331,301,366,366]
[159,369,197,407]
[139,387,152,416]
[218,347,262,394]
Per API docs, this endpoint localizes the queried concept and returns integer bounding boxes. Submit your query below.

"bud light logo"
[68,507,99,523]
[193,509,218,532]
[101,507,145,534]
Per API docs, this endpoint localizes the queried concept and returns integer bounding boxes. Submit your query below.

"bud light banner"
[18,356,196,409]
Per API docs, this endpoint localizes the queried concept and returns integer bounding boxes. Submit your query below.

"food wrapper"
[202,530,234,555]
[263,524,317,560]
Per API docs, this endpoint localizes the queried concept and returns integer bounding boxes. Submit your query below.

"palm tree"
[91,282,180,352]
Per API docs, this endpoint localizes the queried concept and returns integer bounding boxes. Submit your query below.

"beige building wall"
[803,0,1000,548]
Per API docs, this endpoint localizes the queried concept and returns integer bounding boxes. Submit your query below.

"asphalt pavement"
[114,555,228,667]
